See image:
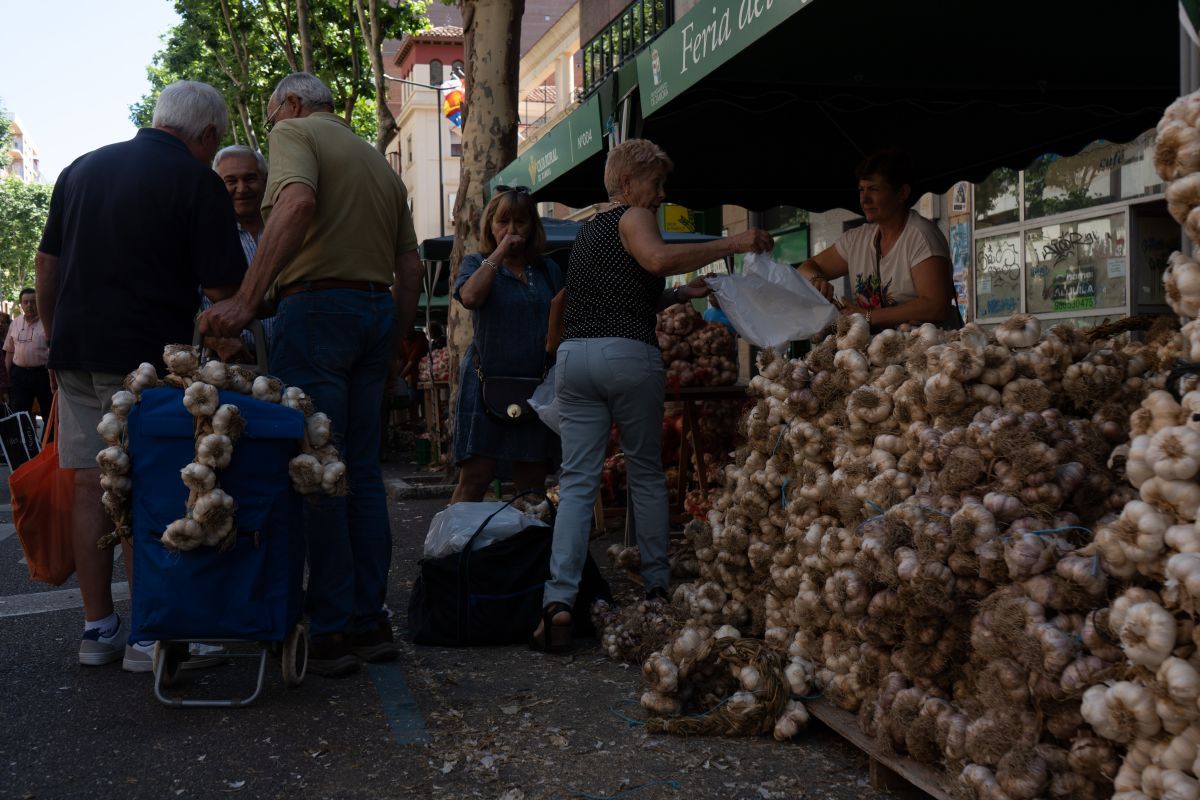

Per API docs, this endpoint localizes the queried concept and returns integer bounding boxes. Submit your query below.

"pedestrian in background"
[203,144,273,362]
[36,80,246,672]
[200,72,424,677]
[5,289,51,419]
[449,187,563,505]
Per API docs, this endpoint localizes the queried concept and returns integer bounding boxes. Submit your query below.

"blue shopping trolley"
[128,385,308,707]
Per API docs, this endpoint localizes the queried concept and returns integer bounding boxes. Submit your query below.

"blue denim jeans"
[270,289,395,637]
[545,337,669,608]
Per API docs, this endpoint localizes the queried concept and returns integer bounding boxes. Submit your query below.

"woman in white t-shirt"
[798,150,958,329]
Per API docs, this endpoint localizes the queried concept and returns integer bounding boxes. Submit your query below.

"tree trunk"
[447,0,524,441]
[296,0,315,73]
[343,0,362,124]
[237,98,260,151]
[354,0,399,153]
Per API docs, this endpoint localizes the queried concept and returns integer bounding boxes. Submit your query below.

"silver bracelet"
[482,257,499,274]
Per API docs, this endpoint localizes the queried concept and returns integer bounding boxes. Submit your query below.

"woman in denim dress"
[450,188,563,503]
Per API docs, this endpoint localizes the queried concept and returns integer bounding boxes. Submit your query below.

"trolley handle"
[192,318,269,374]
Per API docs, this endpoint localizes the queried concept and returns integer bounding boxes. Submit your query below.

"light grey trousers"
[544,337,671,608]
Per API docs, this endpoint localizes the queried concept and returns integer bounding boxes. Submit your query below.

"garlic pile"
[98,344,350,552]
[1064,88,1200,800]
[657,303,738,387]
[609,309,1188,789]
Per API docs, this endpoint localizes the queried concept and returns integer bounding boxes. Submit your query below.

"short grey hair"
[213,145,268,176]
[271,73,334,111]
[152,81,229,141]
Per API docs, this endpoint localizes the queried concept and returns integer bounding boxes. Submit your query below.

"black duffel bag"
[407,494,612,646]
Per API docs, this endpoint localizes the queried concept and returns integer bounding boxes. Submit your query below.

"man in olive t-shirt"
[200,72,423,677]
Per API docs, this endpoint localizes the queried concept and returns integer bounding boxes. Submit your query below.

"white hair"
[152,81,229,141]
[213,145,268,176]
[271,73,334,110]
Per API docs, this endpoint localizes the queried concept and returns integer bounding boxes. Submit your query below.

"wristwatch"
[672,286,683,304]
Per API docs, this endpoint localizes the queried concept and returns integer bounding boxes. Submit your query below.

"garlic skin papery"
[183,381,219,418]
[252,375,283,404]
[994,313,1041,349]
[1119,601,1177,667]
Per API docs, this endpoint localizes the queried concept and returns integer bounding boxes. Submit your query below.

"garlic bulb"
[306,412,332,448]
[183,381,219,418]
[162,518,203,551]
[251,375,283,403]
[197,360,228,388]
[772,699,809,741]
[1165,249,1200,318]
[109,390,137,418]
[95,446,130,476]
[162,344,200,376]
[1120,601,1177,667]
[195,433,233,469]
[289,453,324,494]
[211,404,245,442]
[96,412,125,446]
[994,313,1041,349]
[125,362,158,396]
[1081,682,1161,742]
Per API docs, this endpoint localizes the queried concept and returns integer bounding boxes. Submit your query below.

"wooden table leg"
[684,398,709,500]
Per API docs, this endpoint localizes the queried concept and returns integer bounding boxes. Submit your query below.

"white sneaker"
[79,615,128,666]
[122,641,156,673]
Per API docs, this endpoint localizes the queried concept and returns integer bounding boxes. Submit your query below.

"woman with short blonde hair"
[530,140,773,652]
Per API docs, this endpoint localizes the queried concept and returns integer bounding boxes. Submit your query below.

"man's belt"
[278,279,391,300]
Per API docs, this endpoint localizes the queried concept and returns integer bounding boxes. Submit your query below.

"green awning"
[488,95,604,196]
[521,0,1178,212]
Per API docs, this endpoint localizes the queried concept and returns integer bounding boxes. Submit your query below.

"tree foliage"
[0,177,53,304]
[131,0,428,152]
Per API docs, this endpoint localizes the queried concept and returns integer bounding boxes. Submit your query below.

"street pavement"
[0,461,897,800]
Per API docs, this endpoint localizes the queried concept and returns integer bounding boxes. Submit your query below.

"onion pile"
[98,345,349,552]
[657,303,738,387]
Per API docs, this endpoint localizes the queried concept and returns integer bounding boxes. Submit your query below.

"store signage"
[637,0,812,117]
[489,95,604,195]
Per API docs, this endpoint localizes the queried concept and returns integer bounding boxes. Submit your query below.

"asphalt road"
[0,461,899,800]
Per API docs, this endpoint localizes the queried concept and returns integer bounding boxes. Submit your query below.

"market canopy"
[514,0,1181,212]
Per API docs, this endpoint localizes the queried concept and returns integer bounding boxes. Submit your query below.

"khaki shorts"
[56,370,127,469]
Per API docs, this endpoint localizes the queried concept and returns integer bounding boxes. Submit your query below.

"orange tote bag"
[10,395,76,585]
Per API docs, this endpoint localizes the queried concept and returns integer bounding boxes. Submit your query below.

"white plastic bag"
[423,501,549,560]
[705,252,838,349]
[528,365,560,434]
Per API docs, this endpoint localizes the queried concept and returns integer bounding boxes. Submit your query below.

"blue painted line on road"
[368,663,430,746]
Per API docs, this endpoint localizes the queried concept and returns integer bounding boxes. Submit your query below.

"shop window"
[430,59,444,86]
[1023,212,1127,315]
[975,167,1019,230]
[407,135,413,165]
[1132,202,1176,309]
[449,130,462,157]
[1024,131,1160,220]
[974,232,1022,320]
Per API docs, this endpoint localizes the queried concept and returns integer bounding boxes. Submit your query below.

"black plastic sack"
[407,496,611,646]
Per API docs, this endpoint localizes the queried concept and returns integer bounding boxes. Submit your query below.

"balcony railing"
[579,0,672,99]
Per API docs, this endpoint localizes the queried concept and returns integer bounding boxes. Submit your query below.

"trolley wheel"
[153,642,185,688]
[282,623,307,687]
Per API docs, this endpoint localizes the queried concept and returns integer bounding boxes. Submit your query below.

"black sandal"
[529,602,573,654]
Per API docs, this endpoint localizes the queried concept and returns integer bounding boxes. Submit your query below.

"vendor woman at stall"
[797,149,959,329]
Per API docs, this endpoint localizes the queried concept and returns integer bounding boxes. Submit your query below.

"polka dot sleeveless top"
[563,205,664,346]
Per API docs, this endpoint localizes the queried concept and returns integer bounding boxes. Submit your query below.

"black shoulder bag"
[474,351,543,425]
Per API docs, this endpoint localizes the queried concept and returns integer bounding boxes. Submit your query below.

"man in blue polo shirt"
[35,80,247,672]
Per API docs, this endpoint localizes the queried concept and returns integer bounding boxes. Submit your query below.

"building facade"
[3,117,41,183]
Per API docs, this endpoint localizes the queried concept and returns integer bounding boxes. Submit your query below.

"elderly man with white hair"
[202,72,423,677]
[206,144,273,360]
[35,80,247,672]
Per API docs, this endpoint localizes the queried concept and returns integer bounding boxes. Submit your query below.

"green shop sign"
[489,95,603,195]
[637,0,810,117]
